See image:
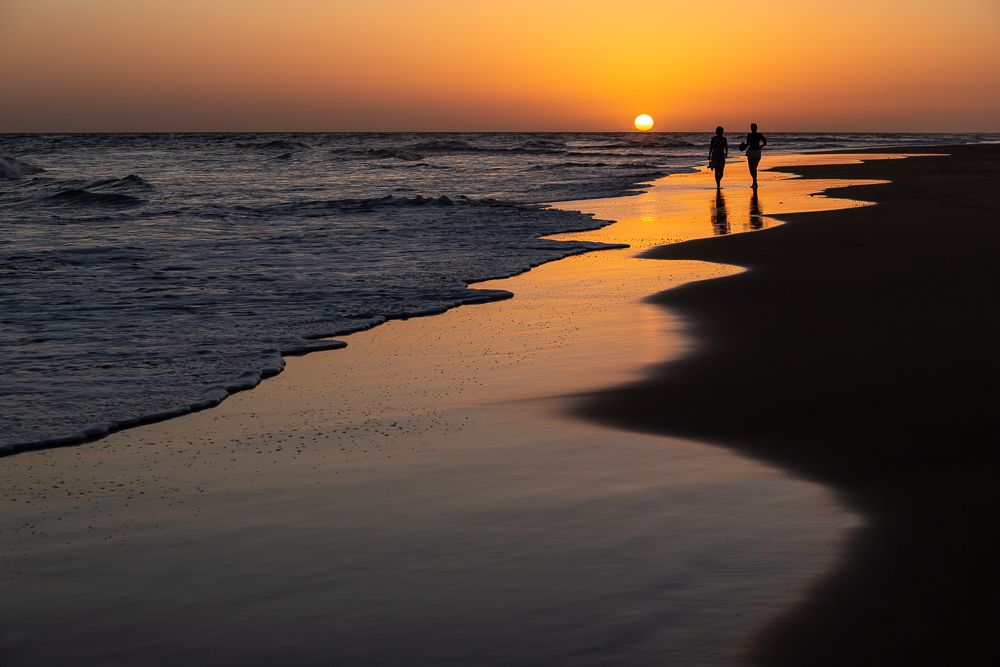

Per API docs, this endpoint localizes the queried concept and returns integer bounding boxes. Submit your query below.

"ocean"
[1,131,994,450]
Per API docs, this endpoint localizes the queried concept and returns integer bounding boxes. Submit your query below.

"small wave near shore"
[0,132,994,452]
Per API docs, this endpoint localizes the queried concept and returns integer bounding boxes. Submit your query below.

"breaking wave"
[0,156,45,179]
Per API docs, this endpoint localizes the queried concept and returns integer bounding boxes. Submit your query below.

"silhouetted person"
[708,126,728,189]
[711,190,729,235]
[748,188,764,230]
[743,123,767,187]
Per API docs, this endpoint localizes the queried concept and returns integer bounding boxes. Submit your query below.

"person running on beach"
[708,126,728,189]
[742,123,767,187]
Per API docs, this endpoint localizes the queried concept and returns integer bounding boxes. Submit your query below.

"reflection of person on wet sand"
[708,126,728,189]
[711,190,729,235]
[748,189,764,230]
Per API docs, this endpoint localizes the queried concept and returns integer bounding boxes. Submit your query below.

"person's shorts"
[746,149,762,160]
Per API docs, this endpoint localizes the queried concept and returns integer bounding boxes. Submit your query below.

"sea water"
[0,132,993,449]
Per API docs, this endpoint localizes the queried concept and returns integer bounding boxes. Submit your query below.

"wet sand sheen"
[577,145,1000,665]
[1,158,879,665]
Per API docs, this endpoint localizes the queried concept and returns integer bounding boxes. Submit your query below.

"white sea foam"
[0,131,993,451]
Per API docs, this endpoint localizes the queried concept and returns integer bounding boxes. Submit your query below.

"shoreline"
[575,144,1000,664]
[3,136,982,455]
[0,155,876,665]
[1,233,625,458]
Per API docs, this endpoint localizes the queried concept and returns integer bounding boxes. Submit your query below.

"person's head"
[750,123,758,132]
[716,126,724,135]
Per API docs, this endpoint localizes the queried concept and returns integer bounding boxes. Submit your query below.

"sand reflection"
[711,190,729,235]
[0,156,882,666]
[546,156,888,251]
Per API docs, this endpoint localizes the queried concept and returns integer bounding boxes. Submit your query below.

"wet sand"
[2,157,900,665]
[577,144,1000,665]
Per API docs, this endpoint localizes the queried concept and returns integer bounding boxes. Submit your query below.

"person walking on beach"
[708,126,728,189]
[742,123,767,187]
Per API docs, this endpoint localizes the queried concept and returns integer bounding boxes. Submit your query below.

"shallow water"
[0,408,857,667]
[0,161,877,665]
[0,132,992,447]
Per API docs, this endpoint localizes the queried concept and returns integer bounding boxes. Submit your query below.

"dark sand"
[576,144,1000,665]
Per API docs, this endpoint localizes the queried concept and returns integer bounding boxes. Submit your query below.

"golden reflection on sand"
[545,155,891,251]
[0,156,879,666]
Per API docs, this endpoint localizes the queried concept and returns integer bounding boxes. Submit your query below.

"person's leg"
[714,165,723,188]
[749,157,760,185]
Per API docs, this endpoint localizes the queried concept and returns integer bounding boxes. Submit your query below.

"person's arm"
[760,134,767,149]
[723,137,728,157]
[708,137,714,160]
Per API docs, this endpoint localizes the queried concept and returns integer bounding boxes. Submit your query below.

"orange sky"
[2,0,999,132]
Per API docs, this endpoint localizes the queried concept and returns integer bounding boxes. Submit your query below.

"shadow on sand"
[575,145,1000,666]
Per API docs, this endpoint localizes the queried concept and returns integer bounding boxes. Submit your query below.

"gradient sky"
[2,0,999,132]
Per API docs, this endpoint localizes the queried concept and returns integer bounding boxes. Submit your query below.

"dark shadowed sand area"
[576,144,1000,665]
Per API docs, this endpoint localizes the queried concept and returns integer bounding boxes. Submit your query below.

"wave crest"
[1,156,46,179]
[368,148,425,161]
[86,174,152,189]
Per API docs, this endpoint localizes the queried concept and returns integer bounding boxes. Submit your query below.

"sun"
[634,114,654,131]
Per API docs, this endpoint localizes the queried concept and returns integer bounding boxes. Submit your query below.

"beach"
[2,146,996,664]
[578,144,1000,664]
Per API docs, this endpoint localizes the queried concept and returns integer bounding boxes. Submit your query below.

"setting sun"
[634,114,654,131]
